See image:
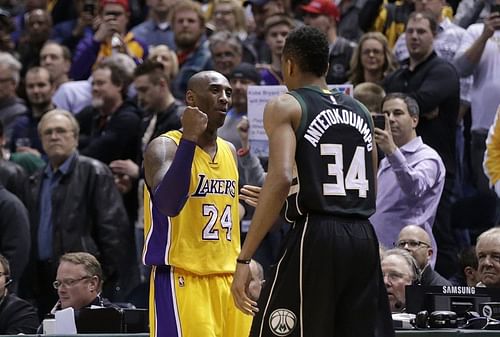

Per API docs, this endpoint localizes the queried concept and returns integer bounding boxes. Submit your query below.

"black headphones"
[414,310,458,329]
[4,278,12,287]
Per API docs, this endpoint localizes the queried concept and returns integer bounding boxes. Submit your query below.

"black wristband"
[236,258,251,264]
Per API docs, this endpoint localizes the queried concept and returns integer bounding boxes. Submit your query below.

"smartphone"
[83,1,95,15]
[492,4,500,14]
[373,114,386,130]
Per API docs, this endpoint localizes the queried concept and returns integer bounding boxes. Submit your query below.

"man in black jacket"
[26,109,135,317]
[0,254,39,334]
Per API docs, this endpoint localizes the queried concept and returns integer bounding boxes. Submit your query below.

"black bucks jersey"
[284,86,376,221]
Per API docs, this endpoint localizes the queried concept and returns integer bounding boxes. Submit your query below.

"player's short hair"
[282,26,329,77]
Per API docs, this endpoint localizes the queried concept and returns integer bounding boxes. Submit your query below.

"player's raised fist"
[182,106,208,142]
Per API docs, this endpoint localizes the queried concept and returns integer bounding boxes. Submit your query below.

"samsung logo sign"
[442,286,476,295]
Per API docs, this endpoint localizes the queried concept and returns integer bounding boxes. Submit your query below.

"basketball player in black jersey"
[231,26,394,337]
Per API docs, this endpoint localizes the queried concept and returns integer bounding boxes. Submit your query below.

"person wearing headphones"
[0,254,39,334]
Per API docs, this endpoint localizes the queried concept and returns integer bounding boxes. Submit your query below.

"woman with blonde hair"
[349,32,398,86]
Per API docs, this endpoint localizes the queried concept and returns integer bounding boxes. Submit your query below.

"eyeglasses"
[214,10,233,16]
[382,271,410,282]
[213,51,237,59]
[52,276,92,289]
[362,49,383,56]
[41,127,72,138]
[395,240,430,249]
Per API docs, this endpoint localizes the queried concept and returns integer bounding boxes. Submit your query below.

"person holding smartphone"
[70,0,148,81]
[370,93,445,271]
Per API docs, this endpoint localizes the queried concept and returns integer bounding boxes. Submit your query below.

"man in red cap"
[70,0,148,80]
[301,0,355,84]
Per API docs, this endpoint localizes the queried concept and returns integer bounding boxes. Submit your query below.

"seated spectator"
[0,254,39,334]
[451,246,480,286]
[0,52,28,151]
[259,14,294,85]
[70,0,147,80]
[370,93,445,268]
[0,184,30,293]
[209,31,243,79]
[40,41,71,90]
[396,225,451,286]
[130,0,175,50]
[301,0,355,84]
[381,248,420,313]
[476,227,500,288]
[348,32,397,86]
[50,252,118,314]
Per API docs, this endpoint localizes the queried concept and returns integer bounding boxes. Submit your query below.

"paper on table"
[55,307,77,334]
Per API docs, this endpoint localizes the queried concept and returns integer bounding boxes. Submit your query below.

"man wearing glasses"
[396,225,451,286]
[50,252,115,313]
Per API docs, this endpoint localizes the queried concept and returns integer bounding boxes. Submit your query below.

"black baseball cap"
[229,63,261,85]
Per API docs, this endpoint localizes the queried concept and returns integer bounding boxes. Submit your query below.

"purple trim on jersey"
[153,138,196,216]
[154,265,180,336]
[144,204,170,266]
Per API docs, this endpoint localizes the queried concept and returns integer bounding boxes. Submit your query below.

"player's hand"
[231,262,259,315]
[240,185,261,207]
[181,106,208,142]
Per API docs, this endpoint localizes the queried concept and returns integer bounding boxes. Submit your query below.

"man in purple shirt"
[370,93,445,267]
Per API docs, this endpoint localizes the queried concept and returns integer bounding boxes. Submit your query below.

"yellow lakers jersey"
[143,130,241,275]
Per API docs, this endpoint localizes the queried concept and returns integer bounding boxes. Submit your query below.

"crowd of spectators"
[0,0,500,329]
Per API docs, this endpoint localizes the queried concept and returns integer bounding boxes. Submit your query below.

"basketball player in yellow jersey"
[143,71,252,337]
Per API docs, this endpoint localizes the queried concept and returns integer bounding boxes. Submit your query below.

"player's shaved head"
[187,71,222,92]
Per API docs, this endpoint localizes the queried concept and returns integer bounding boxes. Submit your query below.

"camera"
[83,0,95,15]
[372,114,386,130]
[492,4,500,14]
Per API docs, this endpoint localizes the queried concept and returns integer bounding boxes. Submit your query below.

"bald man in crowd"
[396,225,451,286]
